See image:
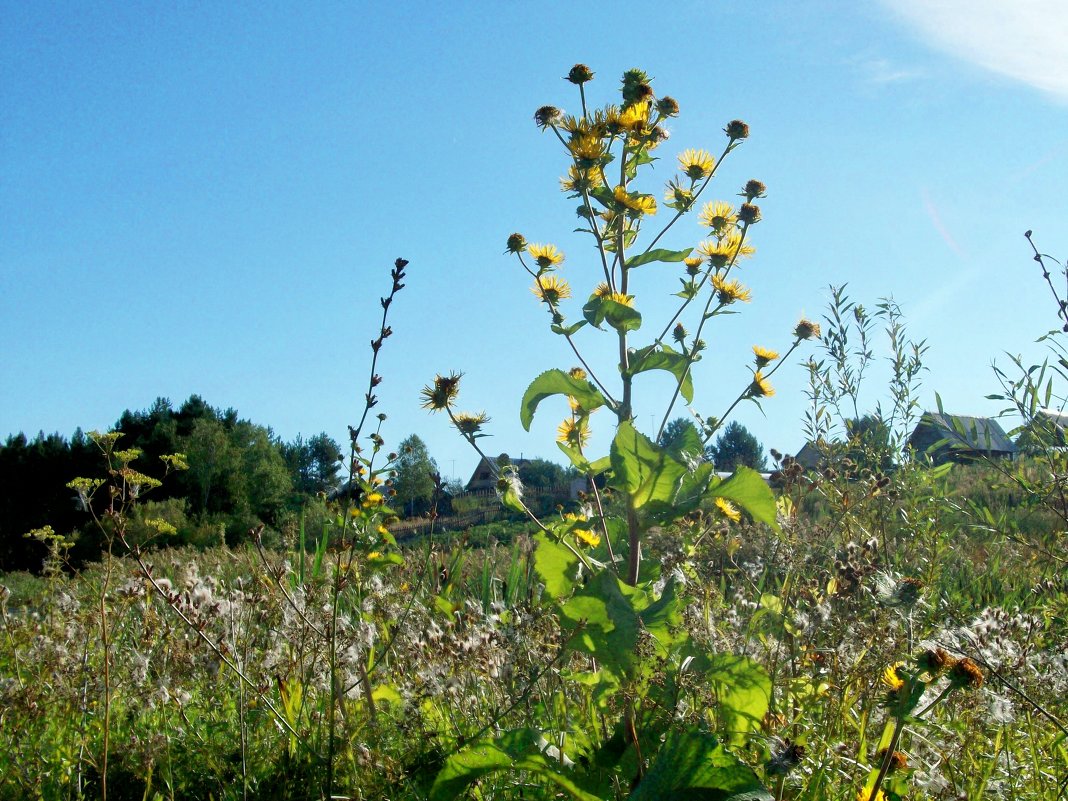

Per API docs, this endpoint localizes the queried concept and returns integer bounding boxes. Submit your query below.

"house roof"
[909,412,1016,454]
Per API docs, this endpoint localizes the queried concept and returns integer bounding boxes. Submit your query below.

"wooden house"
[907,412,1016,464]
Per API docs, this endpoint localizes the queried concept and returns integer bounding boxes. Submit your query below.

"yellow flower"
[714,497,741,523]
[699,231,755,264]
[856,789,886,801]
[753,345,779,368]
[613,185,657,216]
[750,371,775,398]
[569,133,607,161]
[453,412,490,436]
[568,366,588,380]
[528,243,564,269]
[698,201,738,233]
[574,527,601,548]
[678,148,715,180]
[664,178,694,208]
[711,274,752,304]
[362,492,385,508]
[882,662,906,691]
[560,165,603,194]
[531,275,572,303]
[557,417,591,448]
[618,101,649,132]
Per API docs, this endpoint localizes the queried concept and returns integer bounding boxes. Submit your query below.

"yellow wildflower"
[698,201,737,233]
[605,292,635,307]
[531,275,572,304]
[592,282,612,297]
[750,371,775,398]
[753,345,779,368]
[882,662,906,691]
[569,133,607,161]
[575,527,601,548]
[568,366,588,380]
[560,165,603,194]
[714,497,741,523]
[613,185,657,216]
[678,148,715,180]
[618,101,649,132]
[528,243,564,270]
[557,417,591,448]
[419,372,462,411]
[711,274,752,304]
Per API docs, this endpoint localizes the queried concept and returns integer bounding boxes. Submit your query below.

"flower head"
[569,133,607,162]
[528,243,564,270]
[699,231,755,266]
[714,497,741,523]
[613,185,657,216]
[506,233,527,254]
[738,203,762,225]
[698,201,738,234]
[753,345,779,368]
[453,411,490,436]
[725,119,750,140]
[566,64,594,84]
[534,105,562,129]
[794,318,821,340]
[882,662,906,691]
[749,371,775,398]
[531,275,572,304]
[711,274,752,304]
[557,417,591,448]
[561,165,602,195]
[948,657,984,690]
[678,149,715,181]
[743,179,767,201]
[618,101,649,133]
[568,366,587,380]
[656,96,679,117]
[420,372,463,411]
[664,178,694,210]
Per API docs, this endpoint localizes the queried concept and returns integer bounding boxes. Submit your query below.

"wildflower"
[613,185,657,215]
[749,371,775,398]
[534,105,562,129]
[875,573,924,608]
[753,345,778,368]
[698,201,737,233]
[557,417,591,448]
[528,243,564,270]
[724,119,750,140]
[362,492,384,508]
[882,662,906,691]
[714,497,741,523]
[673,323,687,343]
[794,318,821,340]
[420,372,462,411]
[856,788,885,801]
[743,179,767,201]
[656,96,679,117]
[453,412,490,436]
[699,232,756,266]
[618,101,649,132]
[664,178,694,209]
[621,68,652,105]
[569,133,606,161]
[531,275,572,303]
[678,149,715,181]
[711,274,752,304]
[506,233,527,254]
[738,203,762,225]
[948,657,984,690]
[574,528,601,548]
[605,292,635,307]
[144,518,178,536]
[561,166,602,195]
[566,63,594,84]
[568,366,587,380]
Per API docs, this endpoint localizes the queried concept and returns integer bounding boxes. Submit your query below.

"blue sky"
[2,1,1066,483]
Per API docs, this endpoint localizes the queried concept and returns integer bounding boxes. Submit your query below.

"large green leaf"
[628,344,695,403]
[533,531,579,600]
[430,728,602,801]
[629,729,772,801]
[560,572,684,677]
[625,247,694,269]
[686,652,772,744]
[520,369,608,431]
[710,467,778,528]
[583,295,642,332]
[610,421,687,509]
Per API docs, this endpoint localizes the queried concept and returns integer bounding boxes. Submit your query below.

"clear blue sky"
[3,1,1066,483]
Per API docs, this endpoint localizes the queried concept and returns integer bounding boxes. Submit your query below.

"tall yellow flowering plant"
[423,65,817,800]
